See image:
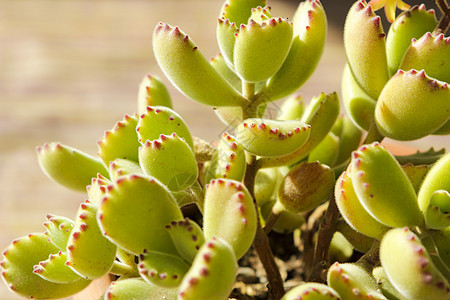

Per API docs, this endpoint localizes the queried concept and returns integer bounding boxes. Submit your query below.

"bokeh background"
[0,0,446,298]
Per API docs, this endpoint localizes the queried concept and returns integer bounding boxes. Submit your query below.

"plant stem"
[308,194,340,283]
[245,159,285,300]
[434,0,450,35]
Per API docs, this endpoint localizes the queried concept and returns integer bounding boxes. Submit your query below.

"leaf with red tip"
[281,282,340,300]
[344,0,389,99]
[139,134,198,191]
[203,179,256,259]
[350,142,423,227]
[235,118,310,157]
[178,237,237,300]
[400,32,450,84]
[233,17,293,83]
[137,105,193,149]
[424,190,450,229]
[104,278,177,299]
[327,261,387,300]
[37,142,109,192]
[1,233,90,299]
[138,250,190,288]
[277,93,305,121]
[97,113,141,165]
[108,158,143,182]
[262,0,327,100]
[66,201,116,279]
[386,5,438,75]
[380,228,450,300]
[33,251,82,284]
[137,73,172,114]
[165,218,205,264]
[375,69,450,141]
[153,23,247,107]
[44,215,75,251]
[98,174,183,255]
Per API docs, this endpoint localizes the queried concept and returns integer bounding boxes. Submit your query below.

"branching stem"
[434,0,450,35]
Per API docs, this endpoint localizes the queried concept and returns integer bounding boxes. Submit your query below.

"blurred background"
[0,0,446,298]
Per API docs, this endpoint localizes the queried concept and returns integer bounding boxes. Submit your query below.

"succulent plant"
[2,0,450,299]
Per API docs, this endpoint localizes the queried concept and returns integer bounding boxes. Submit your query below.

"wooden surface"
[0,0,448,298]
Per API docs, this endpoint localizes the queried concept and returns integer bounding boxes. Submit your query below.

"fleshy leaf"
[139,133,198,191]
[104,278,177,300]
[375,69,450,141]
[203,179,257,259]
[66,200,117,279]
[277,93,304,121]
[278,161,335,213]
[206,132,246,182]
[281,282,341,300]
[177,237,237,300]
[401,163,430,192]
[335,166,390,239]
[97,114,141,165]
[350,142,423,227]
[33,251,82,284]
[399,32,450,83]
[344,0,389,99]
[335,116,363,165]
[137,73,172,114]
[86,174,111,206]
[380,227,450,300]
[98,174,183,255]
[138,250,190,288]
[233,18,293,83]
[43,214,75,251]
[1,233,90,299]
[137,106,194,149]
[153,23,247,107]
[109,158,143,182]
[425,190,450,229]
[341,64,377,131]
[37,142,109,192]
[386,4,438,75]
[327,262,387,300]
[165,218,205,264]
[307,132,339,166]
[235,118,310,157]
[262,0,327,101]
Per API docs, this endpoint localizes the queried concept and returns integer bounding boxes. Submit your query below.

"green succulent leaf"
[139,133,198,191]
[177,237,237,300]
[43,214,75,251]
[165,218,205,264]
[1,233,91,299]
[203,179,257,259]
[281,282,341,300]
[233,18,293,83]
[372,266,408,300]
[137,105,194,149]
[66,200,117,280]
[327,262,387,299]
[137,73,173,114]
[104,278,177,300]
[375,69,450,141]
[335,166,391,239]
[210,52,242,92]
[33,251,82,284]
[86,174,111,206]
[380,227,450,300]
[401,163,430,193]
[37,142,109,192]
[98,174,183,255]
[341,64,377,131]
[153,23,247,107]
[350,142,423,227]
[277,93,304,121]
[235,118,310,157]
[206,132,246,182]
[424,190,450,229]
[108,158,143,182]
[262,0,327,101]
[344,0,389,99]
[386,4,438,75]
[307,132,339,166]
[97,114,141,165]
[335,116,363,165]
[138,250,190,288]
[399,32,450,84]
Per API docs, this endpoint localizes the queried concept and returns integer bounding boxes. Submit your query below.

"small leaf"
[105,278,177,300]
[425,190,450,229]
[235,118,310,157]
[33,251,82,284]
[43,215,75,251]
[37,142,109,192]
[165,218,205,264]
[137,73,172,114]
[281,282,340,300]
